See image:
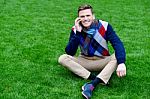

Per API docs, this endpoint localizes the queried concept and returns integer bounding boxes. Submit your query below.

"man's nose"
[84,16,88,20]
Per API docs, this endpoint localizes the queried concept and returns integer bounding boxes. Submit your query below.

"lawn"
[0,0,150,99]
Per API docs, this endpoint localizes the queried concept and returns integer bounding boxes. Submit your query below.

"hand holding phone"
[75,17,82,32]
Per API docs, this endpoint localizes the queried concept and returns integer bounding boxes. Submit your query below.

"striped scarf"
[80,20,110,57]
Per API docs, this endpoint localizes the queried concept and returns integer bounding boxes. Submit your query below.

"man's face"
[78,9,94,28]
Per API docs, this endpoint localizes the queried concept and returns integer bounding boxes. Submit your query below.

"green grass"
[0,0,150,99]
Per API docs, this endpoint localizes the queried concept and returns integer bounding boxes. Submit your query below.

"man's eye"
[80,16,85,18]
[86,15,90,17]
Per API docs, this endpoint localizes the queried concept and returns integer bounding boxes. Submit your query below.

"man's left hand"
[116,63,126,77]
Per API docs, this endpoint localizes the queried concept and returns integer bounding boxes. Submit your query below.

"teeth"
[84,20,90,24]
[84,21,90,23]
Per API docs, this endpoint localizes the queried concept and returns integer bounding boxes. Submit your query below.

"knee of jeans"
[58,54,69,64]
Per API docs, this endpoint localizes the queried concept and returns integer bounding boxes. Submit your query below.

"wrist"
[118,63,125,67]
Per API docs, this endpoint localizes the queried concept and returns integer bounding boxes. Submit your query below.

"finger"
[75,17,79,22]
[121,71,126,77]
[124,70,126,76]
[122,70,126,77]
[117,71,120,77]
[124,69,126,75]
[116,71,119,76]
[119,71,123,77]
[75,18,81,24]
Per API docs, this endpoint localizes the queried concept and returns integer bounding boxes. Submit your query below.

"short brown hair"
[78,4,93,14]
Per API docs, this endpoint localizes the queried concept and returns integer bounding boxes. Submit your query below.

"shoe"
[82,83,94,99]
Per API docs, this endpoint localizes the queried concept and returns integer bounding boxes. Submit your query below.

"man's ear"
[93,14,95,19]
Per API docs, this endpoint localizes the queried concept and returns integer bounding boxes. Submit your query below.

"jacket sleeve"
[106,24,126,64]
[65,30,81,56]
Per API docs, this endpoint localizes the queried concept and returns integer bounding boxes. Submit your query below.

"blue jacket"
[65,20,126,64]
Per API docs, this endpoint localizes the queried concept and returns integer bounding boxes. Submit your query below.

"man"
[58,4,126,99]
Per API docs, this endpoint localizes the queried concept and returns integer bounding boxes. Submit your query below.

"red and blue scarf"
[73,20,110,57]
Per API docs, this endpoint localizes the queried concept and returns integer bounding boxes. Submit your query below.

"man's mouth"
[83,20,90,24]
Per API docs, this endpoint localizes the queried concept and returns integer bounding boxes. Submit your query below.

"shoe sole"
[82,85,85,91]
[82,91,89,99]
[82,83,87,91]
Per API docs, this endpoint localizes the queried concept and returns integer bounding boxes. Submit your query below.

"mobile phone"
[76,17,82,27]
[79,21,82,26]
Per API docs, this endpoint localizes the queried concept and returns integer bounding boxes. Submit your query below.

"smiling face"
[78,9,94,28]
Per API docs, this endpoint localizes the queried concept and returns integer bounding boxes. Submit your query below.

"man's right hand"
[75,17,82,32]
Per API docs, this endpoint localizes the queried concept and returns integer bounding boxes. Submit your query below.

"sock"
[90,77,105,87]
[88,73,96,80]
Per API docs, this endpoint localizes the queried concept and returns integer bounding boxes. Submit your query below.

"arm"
[106,24,126,64]
[65,30,81,56]
[106,24,126,77]
[65,17,83,56]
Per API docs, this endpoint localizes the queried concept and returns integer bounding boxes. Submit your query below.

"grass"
[0,0,150,99]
